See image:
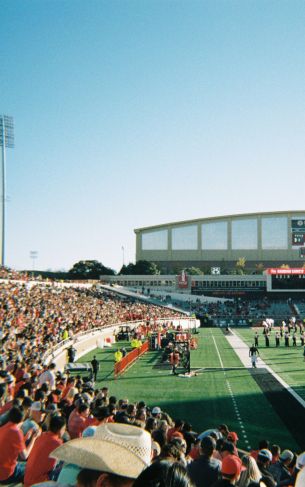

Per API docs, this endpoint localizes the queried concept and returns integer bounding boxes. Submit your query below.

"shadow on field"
[250,368,305,450]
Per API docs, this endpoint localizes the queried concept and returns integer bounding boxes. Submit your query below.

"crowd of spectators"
[188,298,289,321]
[0,276,304,487]
[0,369,304,487]
[0,280,184,369]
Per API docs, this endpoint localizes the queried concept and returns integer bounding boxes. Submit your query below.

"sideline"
[226,330,305,409]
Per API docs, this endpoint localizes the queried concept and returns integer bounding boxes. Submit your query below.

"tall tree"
[69,260,116,279]
[236,257,246,275]
[119,260,160,275]
[183,267,204,275]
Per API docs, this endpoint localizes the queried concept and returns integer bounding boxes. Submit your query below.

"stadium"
[2,2,305,484]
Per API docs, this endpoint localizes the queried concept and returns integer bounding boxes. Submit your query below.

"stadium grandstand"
[101,268,305,299]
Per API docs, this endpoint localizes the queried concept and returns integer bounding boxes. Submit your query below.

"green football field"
[79,328,304,452]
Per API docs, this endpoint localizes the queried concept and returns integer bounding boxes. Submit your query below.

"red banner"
[267,268,305,275]
[114,341,149,377]
[178,270,188,288]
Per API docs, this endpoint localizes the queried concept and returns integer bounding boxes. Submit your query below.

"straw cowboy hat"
[51,423,152,479]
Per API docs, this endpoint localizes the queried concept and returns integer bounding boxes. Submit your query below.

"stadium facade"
[134,211,305,273]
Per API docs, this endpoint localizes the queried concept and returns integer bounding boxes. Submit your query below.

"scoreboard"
[291,218,305,247]
[266,268,305,292]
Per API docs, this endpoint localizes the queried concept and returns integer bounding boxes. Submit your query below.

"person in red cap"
[227,432,238,443]
[227,432,239,457]
[211,455,242,487]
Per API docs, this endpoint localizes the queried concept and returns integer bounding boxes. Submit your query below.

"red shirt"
[0,422,26,481]
[68,410,87,439]
[167,427,184,442]
[84,416,99,428]
[0,400,13,415]
[24,431,63,487]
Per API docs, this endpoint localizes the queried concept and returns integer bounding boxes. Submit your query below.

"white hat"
[51,423,151,479]
[280,450,294,463]
[258,449,273,462]
[30,401,44,412]
[152,406,161,414]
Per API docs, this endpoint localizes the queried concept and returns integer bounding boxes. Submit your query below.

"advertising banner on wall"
[178,270,189,288]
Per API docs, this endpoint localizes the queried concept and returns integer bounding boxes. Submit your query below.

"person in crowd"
[145,416,158,435]
[250,440,270,461]
[268,449,294,486]
[168,419,185,442]
[218,424,229,440]
[182,422,197,455]
[211,455,242,487]
[221,441,237,460]
[0,406,39,484]
[68,402,90,439]
[226,432,239,457]
[270,445,281,464]
[237,455,261,487]
[38,363,57,390]
[23,414,66,487]
[151,406,163,425]
[256,449,276,487]
[158,442,185,463]
[82,406,110,437]
[170,437,189,467]
[134,460,195,487]
[51,423,152,487]
[187,435,221,487]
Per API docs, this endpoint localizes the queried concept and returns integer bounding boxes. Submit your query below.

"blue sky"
[1,0,305,272]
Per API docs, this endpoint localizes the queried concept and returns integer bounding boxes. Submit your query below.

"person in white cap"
[256,449,276,487]
[269,449,294,486]
[51,422,152,487]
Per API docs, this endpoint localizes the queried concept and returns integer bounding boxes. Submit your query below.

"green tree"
[119,260,160,275]
[183,267,204,275]
[255,263,265,274]
[69,260,116,279]
[236,257,246,275]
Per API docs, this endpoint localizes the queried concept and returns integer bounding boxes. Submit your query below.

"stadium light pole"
[30,250,38,271]
[0,115,14,267]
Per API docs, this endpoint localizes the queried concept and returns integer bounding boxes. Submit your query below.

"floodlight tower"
[0,115,14,267]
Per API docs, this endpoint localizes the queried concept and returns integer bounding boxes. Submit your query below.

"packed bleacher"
[0,278,304,486]
[0,280,184,367]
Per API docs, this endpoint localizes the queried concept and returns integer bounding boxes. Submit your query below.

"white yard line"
[212,335,225,370]
[211,331,251,449]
